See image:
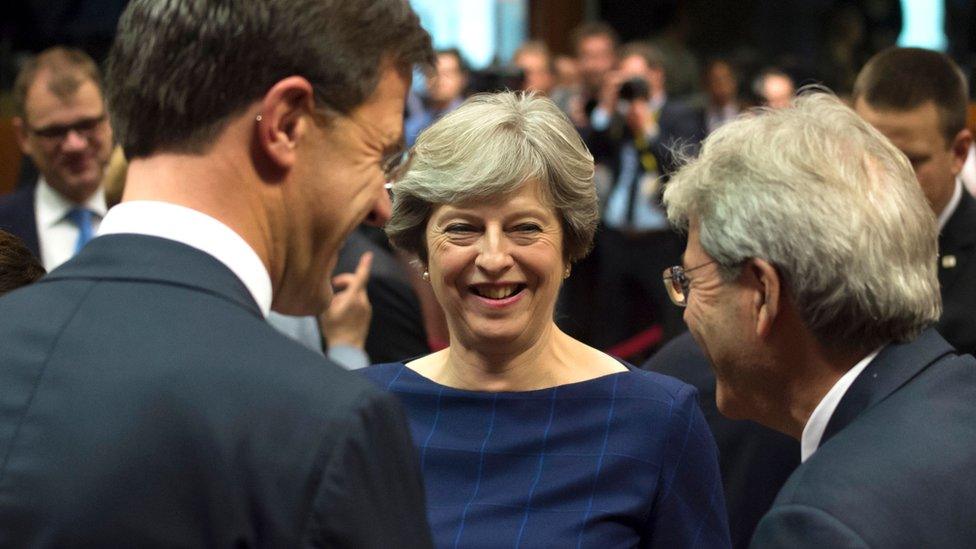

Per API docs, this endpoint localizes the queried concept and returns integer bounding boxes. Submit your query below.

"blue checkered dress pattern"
[362,363,731,548]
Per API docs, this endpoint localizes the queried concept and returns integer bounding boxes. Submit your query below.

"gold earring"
[422,270,430,282]
[563,266,571,279]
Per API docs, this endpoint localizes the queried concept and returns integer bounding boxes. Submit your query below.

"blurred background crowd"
[4,0,975,364]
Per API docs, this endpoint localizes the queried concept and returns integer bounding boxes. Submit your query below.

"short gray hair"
[664,91,941,350]
[386,91,598,264]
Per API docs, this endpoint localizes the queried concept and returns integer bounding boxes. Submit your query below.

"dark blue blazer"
[643,332,799,549]
[0,234,432,547]
[937,189,976,356]
[0,184,40,257]
[750,329,976,547]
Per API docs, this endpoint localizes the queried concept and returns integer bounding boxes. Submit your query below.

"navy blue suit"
[937,189,976,356]
[751,329,976,547]
[643,332,799,549]
[0,185,40,258]
[0,234,432,547]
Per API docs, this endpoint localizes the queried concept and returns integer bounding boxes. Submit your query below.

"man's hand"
[319,252,373,349]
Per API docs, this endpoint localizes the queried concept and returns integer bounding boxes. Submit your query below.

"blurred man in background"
[1,46,112,270]
[853,47,976,357]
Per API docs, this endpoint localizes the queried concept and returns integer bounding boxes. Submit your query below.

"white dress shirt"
[800,347,883,462]
[35,178,107,270]
[937,178,964,232]
[98,200,272,317]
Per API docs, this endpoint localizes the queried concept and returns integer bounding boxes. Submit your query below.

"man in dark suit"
[586,42,705,356]
[643,332,799,549]
[662,92,976,547]
[0,46,113,270]
[0,1,436,546]
[852,47,976,357]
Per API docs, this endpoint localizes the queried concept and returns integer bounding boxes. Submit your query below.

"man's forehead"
[24,76,104,125]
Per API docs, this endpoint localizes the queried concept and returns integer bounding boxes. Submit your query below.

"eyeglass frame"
[662,260,718,307]
[25,112,108,143]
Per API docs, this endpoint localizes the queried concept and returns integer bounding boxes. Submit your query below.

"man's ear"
[12,117,32,156]
[950,128,972,175]
[746,258,781,339]
[254,76,316,171]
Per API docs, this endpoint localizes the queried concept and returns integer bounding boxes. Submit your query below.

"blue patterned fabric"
[362,363,731,548]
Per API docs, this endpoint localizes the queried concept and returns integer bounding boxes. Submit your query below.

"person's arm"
[749,504,868,548]
[643,384,731,549]
[302,389,433,548]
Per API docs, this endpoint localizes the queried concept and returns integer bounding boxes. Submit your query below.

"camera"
[618,78,650,102]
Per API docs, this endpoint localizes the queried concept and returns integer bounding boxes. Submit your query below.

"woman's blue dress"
[362,363,730,548]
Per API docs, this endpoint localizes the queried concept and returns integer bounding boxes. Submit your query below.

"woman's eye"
[445,223,476,233]
[513,223,542,233]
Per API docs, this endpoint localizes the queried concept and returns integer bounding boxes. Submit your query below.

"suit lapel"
[938,190,976,292]
[42,233,263,318]
[0,185,41,258]
[820,329,956,446]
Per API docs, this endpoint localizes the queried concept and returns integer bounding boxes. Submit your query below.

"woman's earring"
[563,266,571,279]
[422,270,430,282]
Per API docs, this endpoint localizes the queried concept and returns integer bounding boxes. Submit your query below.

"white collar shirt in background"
[937,178,963,232]
[35,177,107,270]
[800,346,883,462]
[98,200,272,317]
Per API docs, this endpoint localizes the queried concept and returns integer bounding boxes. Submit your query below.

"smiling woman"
[361,92,731,548]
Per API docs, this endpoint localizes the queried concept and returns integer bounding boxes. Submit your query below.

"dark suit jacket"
[937,189,976,356]
[587,98,707,183]
[0,234,433,547]
[334,226,429,363]
[0,184,40,258]
[643,332,799,549]
[751,329,976,547]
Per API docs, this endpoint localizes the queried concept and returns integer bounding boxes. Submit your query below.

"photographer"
[587,42,706,358]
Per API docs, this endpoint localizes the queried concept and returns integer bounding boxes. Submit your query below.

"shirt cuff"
[327,345,371,370]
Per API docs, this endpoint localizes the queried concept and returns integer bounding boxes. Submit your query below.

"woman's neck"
[410,322,624,392]
[437,322,572,391]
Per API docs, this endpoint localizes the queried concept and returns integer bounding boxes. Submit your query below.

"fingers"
[332,251,373,294]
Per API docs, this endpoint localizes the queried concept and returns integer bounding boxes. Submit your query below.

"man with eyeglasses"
[0,46,113,270]
[657,92,976,547]
[0,0,435,546]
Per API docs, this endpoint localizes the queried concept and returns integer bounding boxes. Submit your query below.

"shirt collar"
[97,201,272,317]
[937,178,963,231]
[800,346,884,462]
[35,177,108,228]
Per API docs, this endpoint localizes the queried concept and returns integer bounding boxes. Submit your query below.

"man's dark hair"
[0,230,45,296]
[853,47,968,145]
[107,0,434,159]
[618,42,665,72]
[570,21,620,53]
[436,48,470,75]
[14,47,103,120]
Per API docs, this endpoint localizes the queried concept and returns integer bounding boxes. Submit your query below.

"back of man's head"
[665,91,941,351]
[853,47,968,145]
[107,0,434,159]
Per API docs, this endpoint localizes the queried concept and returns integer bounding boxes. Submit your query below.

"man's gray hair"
[664,91,941,350]
[386,91,598,264]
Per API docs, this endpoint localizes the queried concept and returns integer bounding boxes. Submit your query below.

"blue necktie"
[66,207,94,254]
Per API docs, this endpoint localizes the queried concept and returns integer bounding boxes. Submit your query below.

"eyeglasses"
[27,113,107,142]
[381,147,414,194]
[663,260,717,307]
